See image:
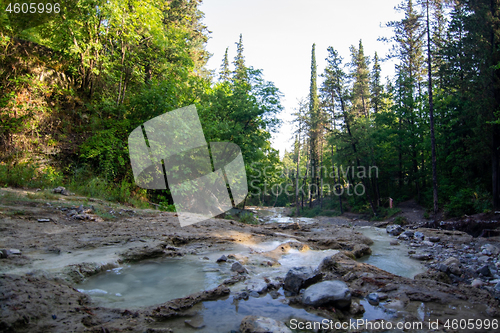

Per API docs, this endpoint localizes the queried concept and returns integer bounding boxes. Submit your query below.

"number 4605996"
[6,3,60,14]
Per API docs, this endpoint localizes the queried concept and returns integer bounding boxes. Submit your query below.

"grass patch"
[6,210,25,216]
[26,190,59,200]
[394,216,408,225]
[239,212,259,224]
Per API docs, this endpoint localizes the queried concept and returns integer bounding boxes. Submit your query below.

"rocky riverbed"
[1,188,499,332]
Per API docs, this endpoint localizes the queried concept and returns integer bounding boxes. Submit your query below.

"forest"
[1,0,500,219]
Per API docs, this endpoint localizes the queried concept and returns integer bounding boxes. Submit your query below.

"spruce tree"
[219,47,231,81]
[233,34,248,82]
[308,44,321,206]
[370,52,384,114]
[350,40,371,118]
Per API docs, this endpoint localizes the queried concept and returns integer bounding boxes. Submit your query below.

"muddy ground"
[1,188,499,332]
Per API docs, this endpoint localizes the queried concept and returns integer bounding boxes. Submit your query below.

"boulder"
[401,230,415,238]
[449,264,462,276]
[367,292,380,305]
[240,316,292,333]
[216,255,227,263]
[414,231,425,240]
[231,261,247,274]
[352,243,372,258]
[386,225,404,236]
[444,257,460,267]
[428,237,441,243]
[477,265,492,277]
[373,221,389,228]
[483,244,500,256]
[471,279,484,288]
[302,280,351,308]
[283,267,322,295]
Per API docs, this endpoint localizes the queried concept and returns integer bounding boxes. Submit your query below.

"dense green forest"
[1,0,500,219]
[0,0,282,209]
[268,0,500,219]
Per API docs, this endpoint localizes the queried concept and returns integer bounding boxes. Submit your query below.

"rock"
[67,210,78,217]
[37,218,51,223]
[240,316,292,333]
[477,265,492,277]
[342,271,356,282]
[317,256,337,271]
[53,186,65,193]
[373,221,389,228]
[0,249,8,258]
[422,241,435,246]
[283,267,322,295]
[231,261,247,274]
[436,263,449,273]
[184,319,205,329]
[7,249,21,255]
[471,279,484,288]
[495,282,500,292]
[401,230,414,238]
[367,292,380,305]
[410,254,433,261]
[478,256,491,263]
[349,301,365,315]
[390,240,400,246]
[378,293,388,301]
[246,278,268,294]
[428,237,441,243]
[77,205,84,214]
[449,264,462,276]
[398,234,410,241]
[444,257,460,267]
[216,255,228,263]
[414,231,425,240]
[352,243,372,258]
[386,225,404,236]
[53,186,71,196]
[483,244,500,256]
[302,280,351,308]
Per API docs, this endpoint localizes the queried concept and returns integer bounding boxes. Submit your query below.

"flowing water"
[357,226,427,278]
[74,208,429,332]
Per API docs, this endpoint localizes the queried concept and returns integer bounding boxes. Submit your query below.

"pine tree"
[349,40,371,118]
[370,52,384,114]
[308,43,321,206]
[233,34,247,82]
[219,47,231,81]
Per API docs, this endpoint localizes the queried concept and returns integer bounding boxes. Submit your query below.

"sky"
[199,0,404,157]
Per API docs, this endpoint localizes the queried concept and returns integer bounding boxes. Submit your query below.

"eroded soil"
[1,188,499,332]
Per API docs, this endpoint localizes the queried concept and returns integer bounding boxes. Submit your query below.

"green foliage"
[394,216,408,225]
[0,162,63,188]
[238,212,258,225]
[444,187,492,217]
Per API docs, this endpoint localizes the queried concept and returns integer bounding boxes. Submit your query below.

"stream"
[74,207,429,332]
